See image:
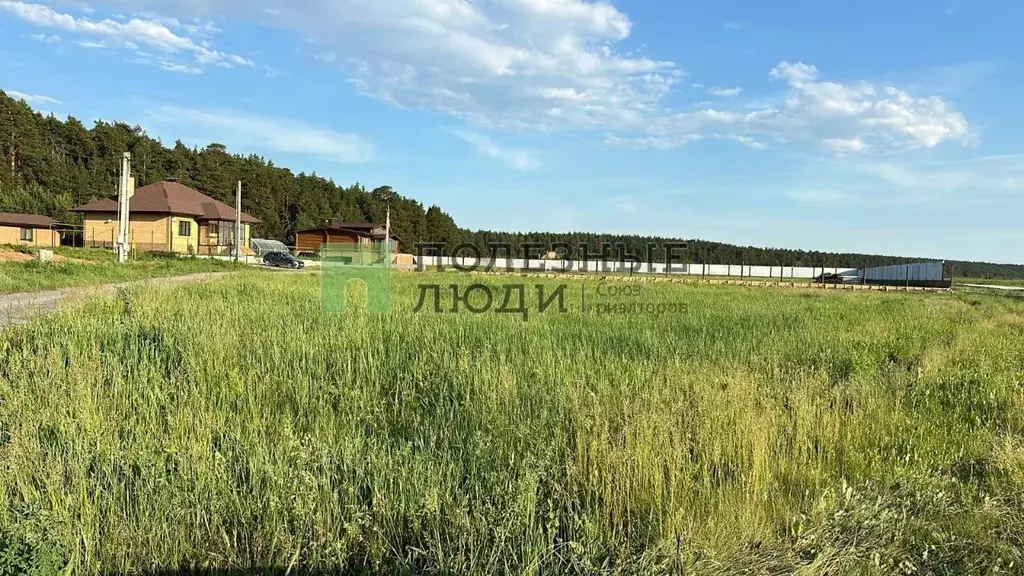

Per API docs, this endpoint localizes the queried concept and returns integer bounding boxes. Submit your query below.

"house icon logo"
[322,242,391,313]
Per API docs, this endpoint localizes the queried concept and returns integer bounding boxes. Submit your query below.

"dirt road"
[0,272,233,328]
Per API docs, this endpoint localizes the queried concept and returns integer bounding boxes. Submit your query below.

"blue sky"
[1,0,1022,263]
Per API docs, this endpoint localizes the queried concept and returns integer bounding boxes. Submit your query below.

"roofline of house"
[0,221,58,228]
[295,225,400,241]
[0,213,59,227]
[73,206,261,223]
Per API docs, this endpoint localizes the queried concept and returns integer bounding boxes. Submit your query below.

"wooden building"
[0,212,60,248]
[74,180,260,255]
[294,221,400,256]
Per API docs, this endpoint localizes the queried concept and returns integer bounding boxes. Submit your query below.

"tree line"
[1,90,1019,279]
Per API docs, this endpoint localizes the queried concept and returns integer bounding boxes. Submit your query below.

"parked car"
[263,251,305,269]
[815,272,845,284]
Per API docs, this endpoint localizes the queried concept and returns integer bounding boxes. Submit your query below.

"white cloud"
[768,61,969,150]
[708,86,742,97]
[149,105,374,163]
[716,134,768,149]
[449,129,541,171]
[49,0,93,12]
[606,132,768,150]
[46,2,971,156]
[0,1,252,71]
[615,61,971,154]
[311,51,337,64]
[605,133,703,150]
[5,90,63,104]
[823,137,865,153]
[30,32,60,42]
[90,0,682,133]
[126,50,201,73]
[155,59,201,74]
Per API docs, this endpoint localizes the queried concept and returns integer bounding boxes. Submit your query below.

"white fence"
[415,256,946,283]
[417,256,857,279]
[864,261,944,282]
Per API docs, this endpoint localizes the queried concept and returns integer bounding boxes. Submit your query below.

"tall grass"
[1,271,1022,574]
[0,253,244,295]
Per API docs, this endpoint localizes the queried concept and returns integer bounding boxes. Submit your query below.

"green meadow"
[0,247,245,295]
[1,271,1022,574]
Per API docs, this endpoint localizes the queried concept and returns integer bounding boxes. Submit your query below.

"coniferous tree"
[0,89,1020,278]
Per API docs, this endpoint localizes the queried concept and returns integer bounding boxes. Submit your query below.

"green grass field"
[1,271,1022,574]
[0,247,246,294]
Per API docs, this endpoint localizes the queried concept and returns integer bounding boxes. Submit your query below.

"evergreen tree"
[0,89,1020,279]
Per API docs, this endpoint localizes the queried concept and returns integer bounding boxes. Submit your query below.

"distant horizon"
[454,229,1024,268]
[1,0,1021,264]
[56,171,1024,267]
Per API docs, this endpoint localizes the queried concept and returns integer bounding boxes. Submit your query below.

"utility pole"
[116,152,133,264]
[384,204,391,257]
[234,180,242,263]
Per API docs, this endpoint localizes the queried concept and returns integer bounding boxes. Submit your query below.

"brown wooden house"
[294,221,400,255]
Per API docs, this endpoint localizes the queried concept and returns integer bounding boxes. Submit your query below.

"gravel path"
[0,272,234,328]
[960,283,1024,292]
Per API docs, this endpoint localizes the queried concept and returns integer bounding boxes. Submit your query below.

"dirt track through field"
[0,272,233,328]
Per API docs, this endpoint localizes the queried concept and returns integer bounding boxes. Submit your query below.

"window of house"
[20,227,33,242]
[178,221,192,236]
[209,221,235,246]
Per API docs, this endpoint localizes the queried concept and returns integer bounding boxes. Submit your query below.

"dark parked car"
[815,272,845,284]
[263,251,305,269]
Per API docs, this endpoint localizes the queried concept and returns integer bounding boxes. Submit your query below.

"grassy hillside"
[1,272,1022,573]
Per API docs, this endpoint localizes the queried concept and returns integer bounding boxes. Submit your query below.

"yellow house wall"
[84,213,171,250]
[83,213,249,254]
[167,216,199,254]
[84,213,198,253]
[83,214,117,247]
[0,225,60,247]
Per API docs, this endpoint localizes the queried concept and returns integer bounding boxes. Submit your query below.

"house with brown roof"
[294,220,400,256]
[74,180,260,255]
[0,212,60,248]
